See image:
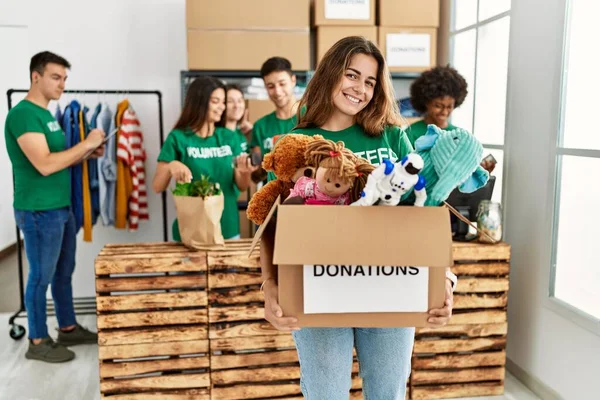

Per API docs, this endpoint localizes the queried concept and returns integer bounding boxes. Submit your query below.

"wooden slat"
[210,376,361,400]
[455,277,509,293]
[412,350,506,370]
[211,349,298,370]
[210,383,300,400]
[97,252,205,260]
[98,309,207,330]
[212,362,359,385]
[95,257,207,275]
[209,321,283,339]
[97,292,207,312]
[101,356,210,378]
[451,262,510,277]
[99,339,209,360]
[208,271,262,289]
[101,389,210,400]
[411,382,504,400]
[209,287,263,305]
[449,310,507,325]
[99,246,190,255]
[416,323,507,338]
[98,326,207,346]
[104,242,184,248]
[412,367,505,385]
[96,275,207,293]
[453,293,508,309]
[453,242,510,261]
[212,365,301,385]
[413,337,506,354]
[100,373,209,393]
[210,335,295,352]
[207,253,260,269]
[209,305,263,323]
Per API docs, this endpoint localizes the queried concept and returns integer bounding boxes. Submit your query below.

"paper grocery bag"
[173,193,225,250]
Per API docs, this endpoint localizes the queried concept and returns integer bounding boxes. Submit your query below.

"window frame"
[448,1,511,208]
[547,0,600,335]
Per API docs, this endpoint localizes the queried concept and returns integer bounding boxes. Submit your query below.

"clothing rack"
[6,88,166,340]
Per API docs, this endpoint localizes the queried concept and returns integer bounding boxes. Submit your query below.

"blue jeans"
[14,207,77,339]
[293,327,415,399]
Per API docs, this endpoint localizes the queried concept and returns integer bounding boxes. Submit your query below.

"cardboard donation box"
[251,197,452,327]
[314,0,375,26]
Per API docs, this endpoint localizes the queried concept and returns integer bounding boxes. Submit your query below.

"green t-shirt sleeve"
[386,125,414,161]
[231,133,244,157]
[7,108,46,138]
[250,120,262,149]
[157,131,180,163]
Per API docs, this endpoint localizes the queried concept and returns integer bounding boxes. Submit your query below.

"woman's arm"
[152,162,172,193]
[153,161,192,193]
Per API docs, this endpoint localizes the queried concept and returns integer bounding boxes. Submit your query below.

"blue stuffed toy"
[415,124,489,206]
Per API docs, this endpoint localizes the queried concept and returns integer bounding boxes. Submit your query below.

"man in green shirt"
[250,57,299,158]
[4,51,104,363]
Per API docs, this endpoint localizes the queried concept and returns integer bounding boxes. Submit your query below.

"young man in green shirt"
[250,57,299,158]
[4,51,105,363]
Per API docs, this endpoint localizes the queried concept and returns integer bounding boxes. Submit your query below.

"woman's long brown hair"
[174,76,226,132]
[296,36,400,136]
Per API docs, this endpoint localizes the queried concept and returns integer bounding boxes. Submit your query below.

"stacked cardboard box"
[378,0,440,73]
[186,0,310,70]
[313,0,378,66]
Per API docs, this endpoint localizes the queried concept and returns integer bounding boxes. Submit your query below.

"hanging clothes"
[116,106,148,231]
[67,100,84,233]
[115,100,132,229]
[95,103,116,226]
[79,108,93,242]
[87,104,101,226]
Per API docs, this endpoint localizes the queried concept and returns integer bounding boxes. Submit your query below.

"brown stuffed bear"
[246,134,323,225]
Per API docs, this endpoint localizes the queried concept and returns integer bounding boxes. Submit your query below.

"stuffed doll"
[286,139,374,205]
[351,153,427,206]
[415,124,489,206]
[246,134,322,224]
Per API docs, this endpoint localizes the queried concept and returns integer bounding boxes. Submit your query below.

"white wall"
[0,0,186,296]
[504,0,600,397]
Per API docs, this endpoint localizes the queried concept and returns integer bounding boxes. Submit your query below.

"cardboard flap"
[273,205,452,267]
[248,196,281,255]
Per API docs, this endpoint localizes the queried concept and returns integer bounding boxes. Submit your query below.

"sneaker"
[57,324,98,346]
[25,337,75,363]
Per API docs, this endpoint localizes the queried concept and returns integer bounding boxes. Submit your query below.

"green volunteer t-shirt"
[228,127,248,153]
[292,124,413,166]
[250,111,297,156]
[158,127,244,240]
[4,99,70,211]
[406,119,457,148]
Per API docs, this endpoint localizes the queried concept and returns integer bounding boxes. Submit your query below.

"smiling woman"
[259,36,456,400]
[407,65,469,148]
[152,76,258,241]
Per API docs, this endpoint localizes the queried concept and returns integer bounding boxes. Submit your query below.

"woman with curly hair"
[407,65,468,147]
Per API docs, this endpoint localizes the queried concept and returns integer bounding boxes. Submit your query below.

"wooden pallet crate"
[410,242,511,400]
[206,240,363,399]
[96,242,210,400]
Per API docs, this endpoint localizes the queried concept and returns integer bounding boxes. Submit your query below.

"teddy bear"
[351,153,427,207]
[246,133,322,225]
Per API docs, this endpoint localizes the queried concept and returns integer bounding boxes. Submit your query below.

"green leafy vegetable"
[172,175,222,198]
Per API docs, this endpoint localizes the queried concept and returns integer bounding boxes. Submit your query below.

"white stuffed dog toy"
[351,153,427,207]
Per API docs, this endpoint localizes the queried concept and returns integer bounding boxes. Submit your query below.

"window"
[449,0,511,204]
[551,0,600,321]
